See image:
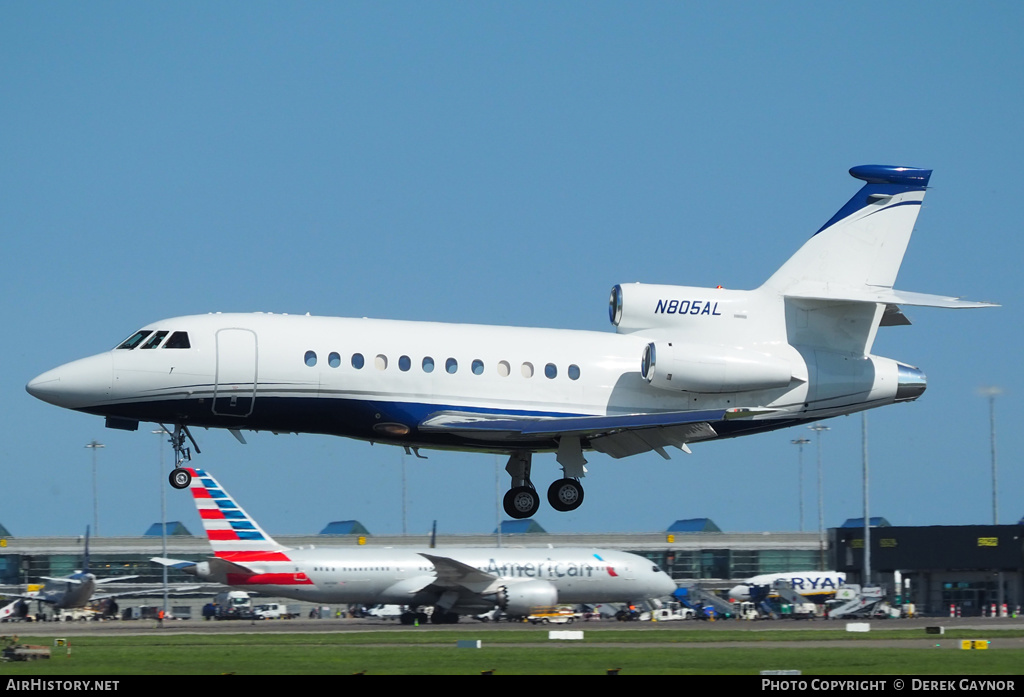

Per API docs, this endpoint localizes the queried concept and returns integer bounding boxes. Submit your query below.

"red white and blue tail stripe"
[186,467,288,555]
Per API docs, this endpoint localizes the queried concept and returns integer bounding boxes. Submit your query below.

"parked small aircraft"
[0,527,193,617]
[153,468,677,624]
[27,165,995,518]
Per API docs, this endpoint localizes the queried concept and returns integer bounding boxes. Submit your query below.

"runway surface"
[4,615,1022,647]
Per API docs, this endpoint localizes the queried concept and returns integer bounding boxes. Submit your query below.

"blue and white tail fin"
[760,165,995,354]
[185,467,289,556]
[763,165,932,296]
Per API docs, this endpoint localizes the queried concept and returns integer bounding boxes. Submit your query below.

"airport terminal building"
[2,521,1022,616]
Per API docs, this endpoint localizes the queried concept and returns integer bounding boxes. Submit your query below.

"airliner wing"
[0,592,43,603]
[92,585,201,602]
[419,553,503,594]
[419,408,733,458]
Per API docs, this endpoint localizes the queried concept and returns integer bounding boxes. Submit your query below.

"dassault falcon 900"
[26,165,995,519]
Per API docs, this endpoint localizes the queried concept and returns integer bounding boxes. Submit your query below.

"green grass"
[2,628,1022,675]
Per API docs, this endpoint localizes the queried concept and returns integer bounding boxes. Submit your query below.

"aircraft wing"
[94,575,140,585]
[418,553,503,595]
[419,408,738,459]
[0,592,45,604]
[92,585,201,602]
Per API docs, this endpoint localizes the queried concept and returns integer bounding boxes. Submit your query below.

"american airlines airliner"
[154,468,677,624]
[27,165,995,519]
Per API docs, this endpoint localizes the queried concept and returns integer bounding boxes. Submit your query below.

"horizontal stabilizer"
[151,556,260,576]
[784,283,998,309]
[151,557,198,571]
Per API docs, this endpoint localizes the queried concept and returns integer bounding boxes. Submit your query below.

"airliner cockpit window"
[140,331,169,349]
[117,330,153,350]
[163,332,191,349]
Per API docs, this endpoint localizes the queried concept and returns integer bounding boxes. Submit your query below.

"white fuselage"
[25,294,911,454]
[193,546,676,611]
[728,571,847,601]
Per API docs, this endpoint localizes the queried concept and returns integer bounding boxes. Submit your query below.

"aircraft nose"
[659,572,678,597]
[27,353,113,409]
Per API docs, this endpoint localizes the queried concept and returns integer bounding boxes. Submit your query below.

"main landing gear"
[164,424,201,490]
[502,452,586,519]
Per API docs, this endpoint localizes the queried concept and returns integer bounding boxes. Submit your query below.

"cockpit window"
[140,331,169,349]
[117,330,153,350]
[163,331,191,349]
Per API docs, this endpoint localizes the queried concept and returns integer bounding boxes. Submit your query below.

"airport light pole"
[153,428,171,616]
[790,437,810,532]
[808,424,830,570]
[977,386,1003,614]
[862,413,871,586]
[84,440,105,537]
[977,386,1001,525]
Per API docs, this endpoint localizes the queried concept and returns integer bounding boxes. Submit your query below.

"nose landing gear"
[163,424,201,490]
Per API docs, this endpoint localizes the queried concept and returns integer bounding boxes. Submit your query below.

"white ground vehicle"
[653,607,695,621]
[213,590,252,620]
[364,604,403,620]
[253,602,301,620]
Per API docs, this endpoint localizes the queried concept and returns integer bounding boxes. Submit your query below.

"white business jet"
[153,468,676,623]
[26,165,995,519]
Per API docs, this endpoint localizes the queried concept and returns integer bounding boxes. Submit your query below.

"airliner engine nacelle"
[640,341,794,394]
[495,580,559,615]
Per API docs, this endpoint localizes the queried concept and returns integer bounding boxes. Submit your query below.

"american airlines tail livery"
[27,165,995,519]
[152,468,676,623]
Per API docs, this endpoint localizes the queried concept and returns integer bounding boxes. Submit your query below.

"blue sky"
[2,3,1020,538]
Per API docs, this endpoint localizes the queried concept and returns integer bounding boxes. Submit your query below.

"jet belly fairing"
[28,165,996,519]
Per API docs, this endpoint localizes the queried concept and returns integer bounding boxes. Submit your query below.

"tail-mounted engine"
[640,340,794,394]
